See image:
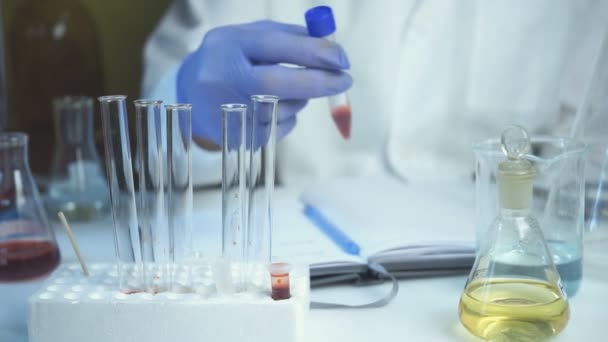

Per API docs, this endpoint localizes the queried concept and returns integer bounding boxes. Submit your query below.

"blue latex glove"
[177,20,352,147]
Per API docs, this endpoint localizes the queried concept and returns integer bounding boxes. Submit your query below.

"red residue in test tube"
[123,289,141,295]
[331,105,351,139]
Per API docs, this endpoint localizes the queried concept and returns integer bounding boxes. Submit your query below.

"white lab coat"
[142,0,607,186]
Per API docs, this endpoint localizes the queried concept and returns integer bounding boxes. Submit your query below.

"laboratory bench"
[1,188,607,342]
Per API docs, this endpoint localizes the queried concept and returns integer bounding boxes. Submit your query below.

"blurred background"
[2,0,171,177]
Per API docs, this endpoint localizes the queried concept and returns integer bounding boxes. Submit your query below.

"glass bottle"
[459,126,569,341]
[474,135,586,297]
[47,96,109,221]
[8,0,104,175]
[0,132,60,282]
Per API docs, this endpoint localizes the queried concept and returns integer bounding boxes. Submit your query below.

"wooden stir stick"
[57,212,90,277]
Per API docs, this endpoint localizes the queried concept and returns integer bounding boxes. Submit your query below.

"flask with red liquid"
[0,132,60,282]
[305,6,352,139]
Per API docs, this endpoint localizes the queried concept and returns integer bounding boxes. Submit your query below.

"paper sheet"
[300,175,476,257]
[189,188,350,266]
[190,175,476,268]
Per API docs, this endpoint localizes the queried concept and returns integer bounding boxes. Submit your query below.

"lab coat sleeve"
[141,0,222,186]
[141,0,210,96]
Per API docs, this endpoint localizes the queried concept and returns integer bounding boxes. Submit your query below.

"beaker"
[580,103,608,280]
[0,132,60,282]
[247,95,278,289]
[573,29,608,281]
[584,142,608,282]
[48,96,109,221]
[474,135,586,297]
[585,143,608,239]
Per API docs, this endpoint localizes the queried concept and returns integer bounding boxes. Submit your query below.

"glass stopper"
[501,125,530,160]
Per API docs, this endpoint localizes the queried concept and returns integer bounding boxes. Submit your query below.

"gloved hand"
[177,20,352,148]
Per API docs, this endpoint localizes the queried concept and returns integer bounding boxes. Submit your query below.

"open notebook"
[180,176,476,286]
[298,176,477,285]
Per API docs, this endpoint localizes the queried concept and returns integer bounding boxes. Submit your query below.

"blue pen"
[303,204,361,256]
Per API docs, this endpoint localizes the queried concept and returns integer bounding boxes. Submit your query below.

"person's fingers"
[278,99,307,122]
[247,115,297,149]
[237,24,350,70]
[244,20,308,36]
[247,65,352,100]
[276,116,297,140]
[254,99,307,124]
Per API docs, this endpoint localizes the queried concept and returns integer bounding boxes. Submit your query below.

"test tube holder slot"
[28,263,310,342]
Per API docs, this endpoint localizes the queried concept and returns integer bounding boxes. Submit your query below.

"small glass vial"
[269,262,291,300]
[305,6,352,139]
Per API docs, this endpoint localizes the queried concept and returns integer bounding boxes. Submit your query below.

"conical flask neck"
[497,160,535,210]
[499,207,532,219]
[53,96,95,146]
[0,134,30,168]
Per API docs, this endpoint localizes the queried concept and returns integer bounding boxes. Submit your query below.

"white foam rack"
[29,263,309,342]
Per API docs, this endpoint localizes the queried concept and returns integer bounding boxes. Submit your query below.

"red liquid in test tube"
[306,6,352,140]
[331,104,351,139]
[269,262,291,300]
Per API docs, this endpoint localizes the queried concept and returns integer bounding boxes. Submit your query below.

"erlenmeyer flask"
[459,126,569,341]
[47,96,109,221]
[0,132,60,282]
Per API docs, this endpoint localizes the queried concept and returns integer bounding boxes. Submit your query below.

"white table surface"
[1,187,607,342]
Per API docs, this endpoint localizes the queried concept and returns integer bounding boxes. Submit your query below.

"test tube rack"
[28,263,310,342]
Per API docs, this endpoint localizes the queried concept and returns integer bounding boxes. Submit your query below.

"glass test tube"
[221,104,247,292]
[247,95,279,288]
[98,95,141,293]
[134,100,168,293]
[165,104,193,292]
[305,6,351,139]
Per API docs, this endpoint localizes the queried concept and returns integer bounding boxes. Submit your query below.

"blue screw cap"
[305,6,336,37]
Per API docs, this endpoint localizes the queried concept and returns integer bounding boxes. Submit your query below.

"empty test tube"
[134,99,168,293]
[305,6,352,139]
[221,104,247,292]
[165,104,193,292]
[247,95,279,288]
[98,95,142,293]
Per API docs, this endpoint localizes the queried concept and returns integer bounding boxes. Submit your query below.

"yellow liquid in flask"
[459,279,569,341]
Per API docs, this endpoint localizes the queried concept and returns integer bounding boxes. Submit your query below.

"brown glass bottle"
[8,0,104,175]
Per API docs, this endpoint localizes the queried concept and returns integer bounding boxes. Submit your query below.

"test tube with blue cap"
[305,5,352,139]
